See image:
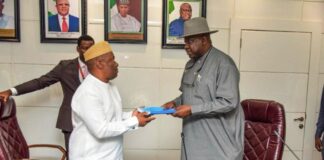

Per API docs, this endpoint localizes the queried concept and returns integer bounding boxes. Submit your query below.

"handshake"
[132,101,193,127]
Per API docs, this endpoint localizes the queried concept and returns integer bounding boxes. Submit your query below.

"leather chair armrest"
[28,144,67,160]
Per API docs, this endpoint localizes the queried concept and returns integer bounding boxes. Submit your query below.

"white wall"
[0,0,323,159]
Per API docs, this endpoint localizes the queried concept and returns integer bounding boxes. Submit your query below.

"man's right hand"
[136,112,155,127]
[0,89,12,102]
[315,137,323,151]
[162,101,176,109]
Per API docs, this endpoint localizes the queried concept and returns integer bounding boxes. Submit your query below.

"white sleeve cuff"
[10,88,18,96]
[124,116,139,129]
[122,111,133,120]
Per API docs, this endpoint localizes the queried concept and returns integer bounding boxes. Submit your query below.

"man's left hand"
[315,137,323,151]
[173,105,192,118]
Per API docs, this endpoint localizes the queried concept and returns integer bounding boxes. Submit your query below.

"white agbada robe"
[69,74,138,160]
[0,14,14,29]
[111,13,141,32]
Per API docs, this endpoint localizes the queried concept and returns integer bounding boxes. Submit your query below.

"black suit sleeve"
[14,61,64,95]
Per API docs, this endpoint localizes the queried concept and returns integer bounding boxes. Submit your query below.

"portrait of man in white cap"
[0,0,15,29]
[111,0,141,32]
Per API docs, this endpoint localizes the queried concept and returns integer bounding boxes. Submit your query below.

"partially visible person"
[163,17,244,160]
[169,3,192,37]
[48,0,79,32]
[111,0,141,32]
[315,86,324,159]
[0,35,95,157]
[0,0,14,29]
[69,41,155,159]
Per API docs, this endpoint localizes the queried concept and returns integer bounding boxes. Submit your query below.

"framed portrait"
[40,0,87,43]
[0,0,20,42]
[104,0,147,44]
[162,0,206,49]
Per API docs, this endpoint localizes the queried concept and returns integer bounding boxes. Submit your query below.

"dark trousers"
[322,136,324,160]
[62,130,71,160]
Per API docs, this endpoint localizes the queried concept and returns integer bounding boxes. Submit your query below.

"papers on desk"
[137,106,176,115]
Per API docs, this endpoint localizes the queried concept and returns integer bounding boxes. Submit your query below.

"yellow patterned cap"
[84,41,112,62]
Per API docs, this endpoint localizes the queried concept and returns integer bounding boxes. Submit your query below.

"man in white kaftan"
[69,41,154,160]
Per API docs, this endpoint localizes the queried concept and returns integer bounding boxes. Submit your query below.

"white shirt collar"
[78,57,88,82]
[58,14,70,29]
[78,57,86,68]
[87,73,110,87]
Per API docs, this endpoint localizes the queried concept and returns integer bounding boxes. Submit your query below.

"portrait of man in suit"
[169,2,192,37]
[48,0,79,32]
[163,0,205,47]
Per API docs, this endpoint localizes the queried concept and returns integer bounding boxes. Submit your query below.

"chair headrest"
[241,99,285,124]
[0,97,16,120]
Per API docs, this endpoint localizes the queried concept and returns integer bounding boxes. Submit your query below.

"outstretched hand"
[136,112,155,127]
[0,90,12,103]
[172,105,192,118]
[162,101,176,109]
